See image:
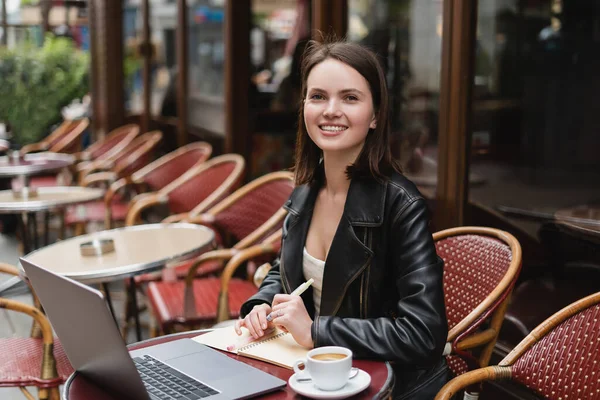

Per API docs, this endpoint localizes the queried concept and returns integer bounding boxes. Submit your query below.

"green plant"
[0,35,89,147]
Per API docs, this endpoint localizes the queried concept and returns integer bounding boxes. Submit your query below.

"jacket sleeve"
[312,198,448,368]
[240,256,284,317]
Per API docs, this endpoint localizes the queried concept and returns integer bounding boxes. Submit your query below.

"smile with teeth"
[320,125,348,132]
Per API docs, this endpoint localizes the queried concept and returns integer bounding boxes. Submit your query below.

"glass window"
[187,0,225,134]
[468,0,600,238]
[348,0,444,200]
[249,0,310,177]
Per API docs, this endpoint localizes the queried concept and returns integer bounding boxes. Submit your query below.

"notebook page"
[192,327,277,354]
[238,330,308,369]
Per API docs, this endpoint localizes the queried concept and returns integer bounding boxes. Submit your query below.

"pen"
[265,278,314,322]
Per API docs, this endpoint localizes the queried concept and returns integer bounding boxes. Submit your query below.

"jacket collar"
[284,166,387,227]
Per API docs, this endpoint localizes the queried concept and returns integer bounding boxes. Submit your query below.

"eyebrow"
[308,87,366,96]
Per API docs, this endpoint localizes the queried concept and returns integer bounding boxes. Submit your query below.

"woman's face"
[303,58,377,158]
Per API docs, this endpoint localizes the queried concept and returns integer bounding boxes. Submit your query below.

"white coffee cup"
[293,346,352,391]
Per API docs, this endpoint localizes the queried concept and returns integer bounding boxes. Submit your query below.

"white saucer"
[288,369,371,399]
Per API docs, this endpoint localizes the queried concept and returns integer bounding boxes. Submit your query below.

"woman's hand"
[235,303,274,339]
[270,294,314,348]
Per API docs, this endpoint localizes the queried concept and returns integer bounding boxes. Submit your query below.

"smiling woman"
[237,40,451,400]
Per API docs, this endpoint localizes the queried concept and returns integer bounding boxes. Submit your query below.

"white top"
[303,247,325,313]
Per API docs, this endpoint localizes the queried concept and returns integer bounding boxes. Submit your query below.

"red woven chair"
[146,171,294,334]
[117,154,246,336]
[20,118,89,156]
[124,153,246,228]
[434,227,521,398]
[96,141,212,229]
[73,124,140,182]
[435,291,600,400]
[19,118,90,188]
[0,263,73,400]
[64,131,163,235]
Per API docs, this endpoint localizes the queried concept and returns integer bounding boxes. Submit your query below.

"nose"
[323,99,342,118]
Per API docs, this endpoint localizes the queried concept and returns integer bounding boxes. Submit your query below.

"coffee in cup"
[310,353,348,362]
[293,346,352,391]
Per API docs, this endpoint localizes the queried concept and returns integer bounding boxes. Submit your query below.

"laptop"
[20,258,286,400]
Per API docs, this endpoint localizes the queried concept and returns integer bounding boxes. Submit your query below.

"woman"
[236,40,450,399]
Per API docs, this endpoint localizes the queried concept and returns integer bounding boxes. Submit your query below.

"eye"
[345,95,359,101]
[309,93,324,100]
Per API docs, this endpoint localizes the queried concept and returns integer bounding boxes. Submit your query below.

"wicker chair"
[0,263,73,400]
[434,227,522,398]
[146,171,294,334]
[96,141,212,229]
[20,118,89,155]
[435,291,600,400]
[124,153,246,228]
[63,131,163,235]
[72,124,140,182]
[19,119,90,188]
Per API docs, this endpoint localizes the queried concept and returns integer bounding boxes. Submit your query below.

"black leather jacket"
[241,172,450,399]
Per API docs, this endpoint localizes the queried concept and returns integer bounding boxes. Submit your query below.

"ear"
[369,116,377,130]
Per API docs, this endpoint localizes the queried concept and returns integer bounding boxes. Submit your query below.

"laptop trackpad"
[166,350,246,381]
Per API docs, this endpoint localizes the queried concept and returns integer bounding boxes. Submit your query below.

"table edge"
[62,330,395,400]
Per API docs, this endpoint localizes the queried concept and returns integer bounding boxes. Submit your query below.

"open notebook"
[193,327,308,370]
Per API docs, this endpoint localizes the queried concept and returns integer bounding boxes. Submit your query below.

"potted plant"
[0,35,89,148]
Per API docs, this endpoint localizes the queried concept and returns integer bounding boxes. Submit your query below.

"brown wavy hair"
[293,40,401,185]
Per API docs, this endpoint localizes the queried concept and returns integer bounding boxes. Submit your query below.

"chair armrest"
[162,212,189,223]
[0,297,60,380]
[454,328,498,351]
[215,243,279,322]
[434,366,510,400]
[20,142,49,155]
[183,249,237,318]
[73,151,92,162]
[0,262,20,276]
[80,171,118,188]
[186,213,216,226]
[103,177,134,229]
[125,192,168,226]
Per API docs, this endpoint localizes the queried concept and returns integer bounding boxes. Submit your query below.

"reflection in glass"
[469,0,600,237]
[249,0,310,177]
[348,0,444,196]
[187,0,225,133]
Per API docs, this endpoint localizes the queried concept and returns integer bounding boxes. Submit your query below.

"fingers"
[234,319,243,335]
[245,304,271,339]
[272,293,293,307]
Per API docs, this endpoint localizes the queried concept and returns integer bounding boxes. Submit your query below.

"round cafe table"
[0,151,74,186]
[0,186,104,253]
[23,223,216,341]
[62,330,395,400]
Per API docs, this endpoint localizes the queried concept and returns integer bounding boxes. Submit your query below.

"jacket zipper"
[359,228,372,318]
[279,238,291,294]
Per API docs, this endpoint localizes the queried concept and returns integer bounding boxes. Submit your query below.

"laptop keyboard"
[133,355,220,399]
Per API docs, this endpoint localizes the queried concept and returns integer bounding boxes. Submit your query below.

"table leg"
[129,277,142,342]
[31,212,39,249]
[19,213,30,254]
[44,211,50,246]
[101,282,118,326]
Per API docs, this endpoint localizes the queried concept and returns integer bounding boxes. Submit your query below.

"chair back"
[434,292,600,400]
[503,292,600,399]
[131,141,212,191]
[86,124,140,161]
[434,227,522,374]
[112,131,163,178]
[164,154,245,214]
[19,118,88,155]
[199,171,295,248]
[49,118,89,153]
